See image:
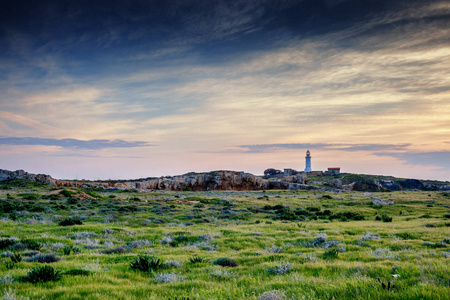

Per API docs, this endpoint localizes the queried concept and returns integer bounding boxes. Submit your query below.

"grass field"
[0,180,449,299]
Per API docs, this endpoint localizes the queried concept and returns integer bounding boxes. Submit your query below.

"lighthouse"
[304,150,312,173]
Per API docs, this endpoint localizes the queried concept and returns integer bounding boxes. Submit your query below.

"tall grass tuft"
[23,265,61,283]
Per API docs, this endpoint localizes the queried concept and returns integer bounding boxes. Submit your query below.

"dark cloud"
[0,137,151,150]
[238,143,410,153]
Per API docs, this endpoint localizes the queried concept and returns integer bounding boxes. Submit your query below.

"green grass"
[0,186,448,299]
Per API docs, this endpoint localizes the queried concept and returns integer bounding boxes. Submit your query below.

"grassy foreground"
[0,180,449,299]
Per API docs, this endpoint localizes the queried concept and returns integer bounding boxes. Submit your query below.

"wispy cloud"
[238,143,411,153]
[0,137,151,150]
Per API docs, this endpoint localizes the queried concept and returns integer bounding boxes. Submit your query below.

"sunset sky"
[0,0,449,181]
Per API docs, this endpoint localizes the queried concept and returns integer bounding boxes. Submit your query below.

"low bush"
[59,190,77,197]
[329,212,365,221]
[382,215,393,222]
[213,257,238,267]
[267,264,292,275]
[21,239,42,251]
[58,217,83,226]
[154,272,183,283]
[42,194,60,200]
[24,253,60,263]
[18,193,40,200]
[23,265,61,283]
[102,246,127,254]
[130,255,165,272]
[0,238,16,250]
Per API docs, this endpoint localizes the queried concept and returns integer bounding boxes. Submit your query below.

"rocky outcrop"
[0,169,316,191]
[134,171,270,191]
[0,169,55,185]
[279,174,307,184]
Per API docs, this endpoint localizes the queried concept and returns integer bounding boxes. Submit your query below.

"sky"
[0,0,449,181]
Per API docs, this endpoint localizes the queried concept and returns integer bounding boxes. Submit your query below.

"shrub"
[306,206,321,212]
[59,190,76,197]
[0,238,16,250]
[30,205,45,212]
[304,233,327,247]
[102,246,127,254]
[130,255,165,272]
[273,208,297,221]
[189,256,206,264]
[213,257,238,267]
[18,193,40,200]
[329,212,365,221]
[23,265,61,283]
[42,194,60,200]
[58,217,83,226]
[165,260,183,268]
[67,198,78,205]
[21,239,42,251]
[154,272,183,283]
[24,253,60,263]
[10,252,22,263]
[322,240,341,248]
[127,239,153,249]
[382,215,393,222]
[267,264,292,275]
[360,232,380,241]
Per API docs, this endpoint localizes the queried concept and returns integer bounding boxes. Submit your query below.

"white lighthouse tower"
[304,150,312,173]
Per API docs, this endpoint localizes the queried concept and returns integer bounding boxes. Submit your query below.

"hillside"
[1,168,449,193]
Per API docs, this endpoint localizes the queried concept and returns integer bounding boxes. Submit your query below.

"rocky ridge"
[0,169,316,191]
